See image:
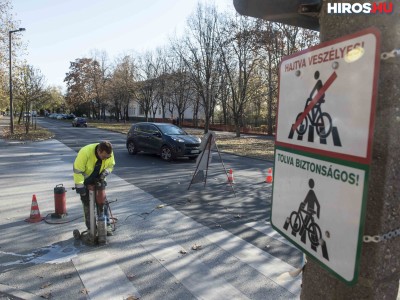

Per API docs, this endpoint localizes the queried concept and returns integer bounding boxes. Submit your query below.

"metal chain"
[381,49,400,60]
[361,49,400,241]
[363,228,400,243]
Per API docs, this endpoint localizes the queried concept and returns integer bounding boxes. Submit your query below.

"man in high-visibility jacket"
[73,141,115,235]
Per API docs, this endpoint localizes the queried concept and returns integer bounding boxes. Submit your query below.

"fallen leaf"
[80,288,89,295]
[192,244,202,250]
[41,292,52,299]
[141,260,153,265]
[40,282,52,289]
[125,296,140,300]
[156,204,165,209]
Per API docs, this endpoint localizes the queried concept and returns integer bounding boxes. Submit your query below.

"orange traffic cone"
[266,168,273,183]
[227,168,234,184]
[25,195,44,223]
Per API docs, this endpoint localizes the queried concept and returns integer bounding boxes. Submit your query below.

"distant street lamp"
[9,27,25,134]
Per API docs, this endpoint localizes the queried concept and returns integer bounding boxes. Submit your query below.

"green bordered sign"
[271,27,380,284]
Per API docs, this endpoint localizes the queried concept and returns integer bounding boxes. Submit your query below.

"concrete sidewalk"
[0,116,301,299]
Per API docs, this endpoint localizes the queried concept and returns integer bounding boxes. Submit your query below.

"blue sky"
[11,0,233,90]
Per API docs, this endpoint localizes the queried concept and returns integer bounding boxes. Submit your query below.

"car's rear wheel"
[127,141,137,155]
[161,146,174,161]
[83,124,87,127]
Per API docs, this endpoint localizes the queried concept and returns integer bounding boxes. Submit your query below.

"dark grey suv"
[126,122,202,161]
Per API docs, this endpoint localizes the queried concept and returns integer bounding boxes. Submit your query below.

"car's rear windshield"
[157,124,186,135]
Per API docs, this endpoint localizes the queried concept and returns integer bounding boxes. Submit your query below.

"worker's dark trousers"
[80,190,110,230]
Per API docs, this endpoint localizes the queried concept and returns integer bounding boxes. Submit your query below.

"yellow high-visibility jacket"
[73,143,115,189]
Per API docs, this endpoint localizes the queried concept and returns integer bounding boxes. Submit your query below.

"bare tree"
[172,3,220,133]
[107,54,136,121]
[257,22,284,135]
[89,50,110,120]
[217,12,262,137]
[0,0,26,115]
[244,67,267,129]
[166,46,196,125]
[256,21,319,135]
[133,51,158,121]
[153,47,171,120]
[13,65,45,133]
[148,48,166,121]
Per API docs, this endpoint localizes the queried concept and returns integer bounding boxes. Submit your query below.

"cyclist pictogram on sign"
[288,71,342,147]
[283,178,329,260]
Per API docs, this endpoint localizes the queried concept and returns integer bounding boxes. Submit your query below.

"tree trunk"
[301,2,400,299]
[267,51,274,136]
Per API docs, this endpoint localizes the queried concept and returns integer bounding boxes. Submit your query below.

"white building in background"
[126,99,205,122]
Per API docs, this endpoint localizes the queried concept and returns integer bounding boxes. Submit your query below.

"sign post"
[271,28,380,284]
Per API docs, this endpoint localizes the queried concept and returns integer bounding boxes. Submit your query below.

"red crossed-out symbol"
[291,71,338,132]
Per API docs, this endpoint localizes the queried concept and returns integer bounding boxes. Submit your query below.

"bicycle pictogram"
[295,71,333,138]
[288,71,341,146]
[283,179,329,260]
[290,203,322,247]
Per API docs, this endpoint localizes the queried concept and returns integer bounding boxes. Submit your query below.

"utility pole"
[301,2,400,299]
[233,0,400,298]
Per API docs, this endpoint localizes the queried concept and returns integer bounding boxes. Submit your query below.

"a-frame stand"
[188,132,236,197]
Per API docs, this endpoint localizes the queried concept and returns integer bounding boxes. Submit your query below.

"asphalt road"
[38,117,302,267]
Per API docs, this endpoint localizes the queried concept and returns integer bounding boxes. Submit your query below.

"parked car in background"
[48,113,59,119]
[72,117,87,127]
[126,122,202,161]
[66,113,76,119]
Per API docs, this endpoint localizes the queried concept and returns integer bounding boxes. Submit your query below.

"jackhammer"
[73,179,113,245]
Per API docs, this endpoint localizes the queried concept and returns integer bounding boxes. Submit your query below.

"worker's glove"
[100,171,109,181]
[75,187,86,196]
